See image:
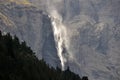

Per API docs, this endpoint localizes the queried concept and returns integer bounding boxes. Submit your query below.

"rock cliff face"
[0,1,61,68]
[0,0,120,80]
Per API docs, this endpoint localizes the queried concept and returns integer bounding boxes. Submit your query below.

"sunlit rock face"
[0,0,120,80]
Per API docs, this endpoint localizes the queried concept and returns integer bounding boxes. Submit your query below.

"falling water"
[49,10,67,70]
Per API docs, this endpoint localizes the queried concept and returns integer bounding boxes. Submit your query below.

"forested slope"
[0,31,88,80]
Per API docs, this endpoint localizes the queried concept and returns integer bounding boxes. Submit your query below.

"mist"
[46,1,68,70]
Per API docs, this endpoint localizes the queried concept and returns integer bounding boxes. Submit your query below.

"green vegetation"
[0,31,88,80]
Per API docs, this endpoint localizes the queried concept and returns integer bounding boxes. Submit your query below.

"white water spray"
[49,10,67,70]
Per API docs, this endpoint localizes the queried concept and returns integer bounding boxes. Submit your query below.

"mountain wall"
[0,1,61,68]
[0,0,120,80]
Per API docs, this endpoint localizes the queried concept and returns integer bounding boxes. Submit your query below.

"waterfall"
[49,10,67,70]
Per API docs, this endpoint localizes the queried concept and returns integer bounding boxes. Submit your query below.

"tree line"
[0,31,88,80]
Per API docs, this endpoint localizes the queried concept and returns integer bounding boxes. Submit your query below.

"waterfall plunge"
[49,10,68,70]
